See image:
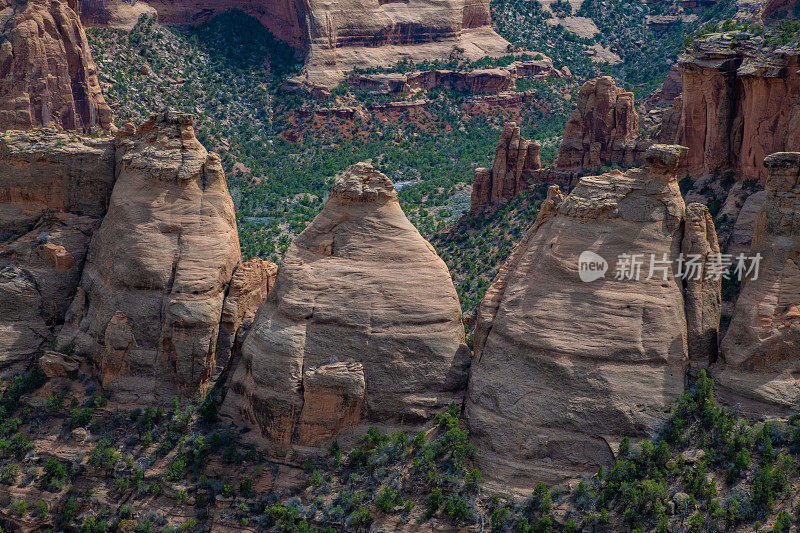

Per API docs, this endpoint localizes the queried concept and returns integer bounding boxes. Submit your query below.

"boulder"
[467,145,721,486]
[58,112,240,404]
[39,351,80,377]
[222,162,469,450]
[0,0,112,132]
[717,152,800,417]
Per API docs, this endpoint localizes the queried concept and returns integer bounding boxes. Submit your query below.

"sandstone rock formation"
[74,0,156,29]
[658,32,800,183]
[222,162,469,451]
[716,152,800,417]
[57,112,241,403]
[466,145,721,485]
[122,0,508,87]
[556,76,641,171]
[215,257,277,372]
[0,0,112,132]
[470,122,541,212]
[0,129,115,376]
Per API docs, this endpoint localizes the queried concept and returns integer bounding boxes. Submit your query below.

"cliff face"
[658,32,800,182]
[0,111,276,405]
[0,129,115,376]
[221,162,470,450]
[466,145,721,486]
[0,0,112,132]
[470,122,541,212]
[82,0,508,87]
[556,76,642,171]
[716,152,800,417]
[57,112,241,404]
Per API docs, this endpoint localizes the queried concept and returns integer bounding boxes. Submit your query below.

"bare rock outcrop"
[100,0,508,87]
[0,0,112,132]
[658,32,800,183]
[717,152,800,417]
[58,112,241,403]
[556,76,641,171]
[0,129,115,376]
[466,145,721,486]
[222,162,469,451]
[470,122,541,212]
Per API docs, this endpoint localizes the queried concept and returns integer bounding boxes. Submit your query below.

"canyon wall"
[0,0,112,132]
[466,145,721,486]
[556,76,643,171]
[222,162,470,451]
[658,32,800,182]
[716,152,800,417]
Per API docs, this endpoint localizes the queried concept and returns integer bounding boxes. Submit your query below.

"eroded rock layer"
[556,76,642,171]
[658,32,800,182]
[470,122,541,212]
[466,145,721,486]
[0,0,112,132]
[717,152,800,417]
[222,162,469,451]
[58,112,241,403]
[0,129,114,376]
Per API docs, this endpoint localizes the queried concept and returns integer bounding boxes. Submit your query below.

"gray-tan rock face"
[717,152,800,417]
[0,0,112,132]
[222,162,469,451]
[58,112,241,403]
[466,145,721,486]
[0,129,115,376]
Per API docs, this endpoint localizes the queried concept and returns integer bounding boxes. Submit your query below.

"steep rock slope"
[222,162,469,451]
[0,129,114,376]
[57,112,241,403]
[658,32,800,183]
[0,0,112,132]
[717,152,800,417]
[466,145,721,486]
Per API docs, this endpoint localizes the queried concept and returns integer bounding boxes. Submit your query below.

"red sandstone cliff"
[658,32,800,182]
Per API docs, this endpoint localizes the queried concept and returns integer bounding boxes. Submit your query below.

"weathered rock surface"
[0,0,112,132]
[347,57,558,96]
[471,122,541,212]
[466,145,721,485]
[222,162,469,450]
[215,257,277,372]
[102,0,508,87]
[0,129,115,376]
[58,112,241,403]
[658,33,800,182]
[556,76,641,171]
[74,0,156,29]
[717,152,800,417]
